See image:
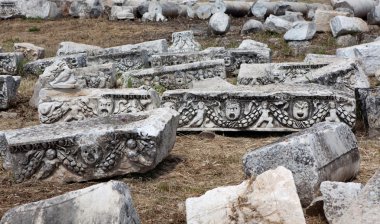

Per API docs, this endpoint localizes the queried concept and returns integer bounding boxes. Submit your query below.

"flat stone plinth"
[1,108,179,183]
[38,88,160,124]
[161,81,356,132]
[123,59,226,90]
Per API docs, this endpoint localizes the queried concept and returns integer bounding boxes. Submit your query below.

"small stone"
[287,41,310,57]
[320,181,362,223]
[0,181,141,223]
[198,131,216,139]
[330,16,369,37]
[336,34,358,47]
[284,21,316,41]
[241,19,264,34]
[209,12,231,35]
[14,43,45,61]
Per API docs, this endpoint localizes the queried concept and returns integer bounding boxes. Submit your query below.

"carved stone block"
[24,53,87,76]
[356,87,380,137]
[56,41,102,56]
[150,47,269,74]
[168,30,201,53]
[0,181,141,224]
[243,122,360,206]
[14,42,45,61]
[30,62,116,107]
[161,80,356,132]
[87,50,149,74]
[0,52,23,75]
[0,75,21,110]
[0,0,23,19]
[1,108,179,183]
[38,88,160,124]
[238,60,369,91]
[123,59,226,90]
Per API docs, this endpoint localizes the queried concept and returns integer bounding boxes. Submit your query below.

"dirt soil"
[0,14,380,224]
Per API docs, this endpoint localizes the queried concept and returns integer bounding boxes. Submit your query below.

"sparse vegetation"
[28,26,40,32]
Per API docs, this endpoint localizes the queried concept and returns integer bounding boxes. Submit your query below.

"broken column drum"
[161,84,356,131]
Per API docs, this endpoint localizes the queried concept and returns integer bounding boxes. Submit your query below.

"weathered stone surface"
[368,5,380,25]
[356,87,380,137]
[0,181,141,224]
[314,9,350,32]
[333,0,376,18]
[168,30,201,53]
[90,39,168,56]
[14,42,45,61]
[336,34,358,47]
[0,46,2,53]
[38,88,160,124]
[0,75,20,110]
[69,0,104,18]
[21,0,61,19]
[243,122,360,206]
[238,39,269,50]
[209,12,230,35]
[336,171,380,224]
[56,41,102,56]
[241,19,263,34]
[330,16,369,37]
[336,41,380,75]
[110,5,134,20]
[1,108,179,183]
[320,181,362,224]
[142,0,167,22]
[210,0,226,14]
[264,14,293,33]
[30,62,116,107]
[284,21,316,41]
[123,59,226,90]
[150,46,270,74]
[287,41,310,57]
[0,52,23,76]
[304,53,342,64]
[186,166,306,224]
[195,4,212,20]
[24,53,87,76]
[0,0,23,19]
[87,50,149,73]
[279,11,305,23]
[250,1,268,19]
[162,80,356,132]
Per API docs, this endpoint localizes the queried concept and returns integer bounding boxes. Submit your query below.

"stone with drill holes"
[243,122,360,206]
[0,75,21,110]
[0,181,141,224]
[0,52,23,76]
[1,108,179,183]
[38,88,160,124]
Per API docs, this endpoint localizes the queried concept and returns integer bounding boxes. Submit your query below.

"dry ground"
[0,13,380,224]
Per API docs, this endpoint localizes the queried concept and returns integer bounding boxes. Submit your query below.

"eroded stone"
[1,108,179,183]
[56,42,102,56]
[314,9,350,32]
[14,43,45,61]
[356,87,380,137]
[0,52,23,76]
[0,75,20,110]
[209,12,230,35]
[243,122,360,206]
[168,30,201,53]
[330,16,369,37]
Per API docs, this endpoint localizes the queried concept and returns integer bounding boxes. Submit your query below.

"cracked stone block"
[30,62,116,108]
[162,79,357,132]
[23,53,87,76]
[38,88,160,124]
[1,108,179,183]
[335,170,380,224]
[168,30,201,53]
[243,122,360,206]
[123,59,226,90]
[0,52,23,76]
[186,167,306,224]
[0,75,21,110]
[0,181,141,224]
[356,87,380,137]
[14,42,45,61]
[320,181,362,223]
[238,60,369,91]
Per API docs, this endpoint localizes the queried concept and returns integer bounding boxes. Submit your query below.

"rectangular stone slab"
[24,53,87,76]
[161,82,356,132]
[0,52,23,75]
[123,59,226,90]
[38,88,160,124]
[242,122,360,206]
[87,50,149,73]
[150,47,270,74]
[0,1,23,19]
[356,87,380,137]
[0,75,21,109]
[238,60,369,91]
[0,108,179,183]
